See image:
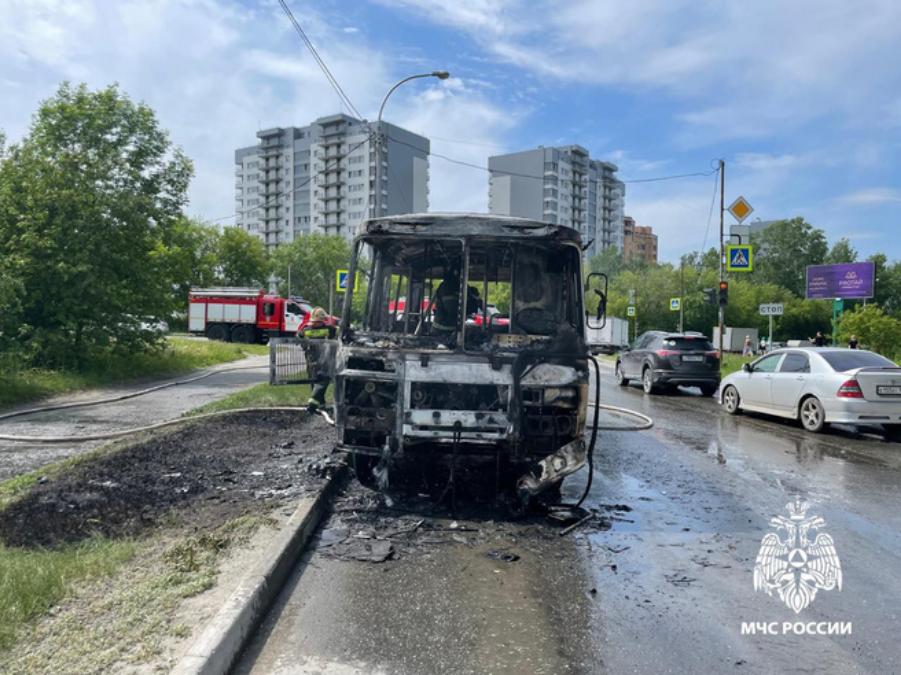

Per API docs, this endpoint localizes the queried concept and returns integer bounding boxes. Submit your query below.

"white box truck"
[586,316,630,354]
[712,326,759,353]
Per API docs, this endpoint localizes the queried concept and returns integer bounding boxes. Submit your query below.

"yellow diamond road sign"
[728,196,753,223]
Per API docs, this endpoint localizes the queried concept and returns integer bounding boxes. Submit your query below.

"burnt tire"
[231,324,256,344]
[352,454,380,489]
[799,396,826,433]
[615,362,629,386]
[722,385,741,414]
[206,324,229,342]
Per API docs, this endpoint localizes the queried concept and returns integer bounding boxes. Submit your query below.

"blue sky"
[2,0,900,262]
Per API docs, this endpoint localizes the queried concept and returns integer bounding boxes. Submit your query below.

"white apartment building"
[235,114,429,250]
[488,145,625,257]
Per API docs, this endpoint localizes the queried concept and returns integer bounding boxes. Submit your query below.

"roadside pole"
[679,262,685,333]
[718,159,725,374]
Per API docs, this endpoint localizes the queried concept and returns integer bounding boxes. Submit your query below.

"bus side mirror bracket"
[585,272,608,330]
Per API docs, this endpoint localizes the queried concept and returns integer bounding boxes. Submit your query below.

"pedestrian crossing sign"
[670,298,681,311]
[726,244,753,272]
[336,269,349,292]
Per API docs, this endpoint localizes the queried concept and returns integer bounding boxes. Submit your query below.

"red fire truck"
[188,287,313,343]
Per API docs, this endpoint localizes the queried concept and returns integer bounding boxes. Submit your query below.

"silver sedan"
[719,348,901,439]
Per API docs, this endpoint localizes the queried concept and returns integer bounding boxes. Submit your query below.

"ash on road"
[237,366,901,675]
[0,355,267,481]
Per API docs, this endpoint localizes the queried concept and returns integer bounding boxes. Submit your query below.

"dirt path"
[0,355,268,481]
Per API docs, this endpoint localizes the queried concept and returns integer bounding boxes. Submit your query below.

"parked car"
[615,331,721,395]
[719,348,901,439]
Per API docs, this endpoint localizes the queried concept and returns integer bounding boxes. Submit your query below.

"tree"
[269,234,351,310]
[837,305,901,359]
[0,83,192,367]
[753,218,828,296]
[589,246,623,279]
[825,237,857,264]
[163,217,221,309]
[217,226,267,287]
[869,253,901,317]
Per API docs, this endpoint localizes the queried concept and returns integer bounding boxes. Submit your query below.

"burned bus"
[334,213,605,498]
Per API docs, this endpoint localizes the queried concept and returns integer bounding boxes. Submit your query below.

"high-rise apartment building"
[235,114,429,250]
[622,216,658,264]
[487,145,625,257]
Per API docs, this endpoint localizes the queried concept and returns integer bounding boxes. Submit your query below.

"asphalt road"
[237,363,901,674]
[0,355,268,481]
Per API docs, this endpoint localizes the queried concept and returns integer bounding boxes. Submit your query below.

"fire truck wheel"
[231,325,256,344]
[206,324,229,342]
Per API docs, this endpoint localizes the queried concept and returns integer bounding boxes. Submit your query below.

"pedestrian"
[742,335,753,356]
[813,331,826,347]
[299,307,336,412]
[758,337,767,354]
[848,334,859,350]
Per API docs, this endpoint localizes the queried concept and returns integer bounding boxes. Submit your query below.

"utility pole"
[679,261,685,333]
[718,159,725,371]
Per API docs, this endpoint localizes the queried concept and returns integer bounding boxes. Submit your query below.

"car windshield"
[661,337,714,351]
[820,351,897,372]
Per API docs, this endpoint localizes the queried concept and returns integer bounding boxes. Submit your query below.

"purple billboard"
[806,262,875,299]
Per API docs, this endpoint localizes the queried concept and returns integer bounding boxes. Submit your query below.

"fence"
[269,337,310,385]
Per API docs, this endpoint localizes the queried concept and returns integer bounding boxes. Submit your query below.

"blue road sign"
[336,269,349,292]
[726,244,753,272]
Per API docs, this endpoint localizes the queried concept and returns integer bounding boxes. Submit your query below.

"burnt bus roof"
[359,212,582,245]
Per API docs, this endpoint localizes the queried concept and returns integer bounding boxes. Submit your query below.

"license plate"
[682,355,704,362]
[877,385,901,396]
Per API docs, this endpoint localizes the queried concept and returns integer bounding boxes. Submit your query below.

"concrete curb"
[173,462,348,675]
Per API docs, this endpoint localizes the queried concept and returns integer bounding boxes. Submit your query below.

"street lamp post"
[372,71,449,218]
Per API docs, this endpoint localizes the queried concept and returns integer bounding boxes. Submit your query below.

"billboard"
[806,262,875,299]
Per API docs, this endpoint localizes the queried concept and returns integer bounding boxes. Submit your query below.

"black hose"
[575,355,602,508]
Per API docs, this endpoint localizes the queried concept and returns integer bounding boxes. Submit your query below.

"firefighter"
[433,269,482,336]
[300,307,336,411]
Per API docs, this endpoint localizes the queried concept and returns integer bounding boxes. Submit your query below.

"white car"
[719,348,901,439]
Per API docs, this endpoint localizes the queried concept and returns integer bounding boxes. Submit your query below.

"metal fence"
[269,337,310,385]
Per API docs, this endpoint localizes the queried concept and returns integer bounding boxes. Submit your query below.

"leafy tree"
[269,234,351,310]
[0,83,192,367]
[163,217,221,309]
[837,305,901,359]
[753,218,828,296]
[217,226,268,287]
[869,253,901,317]
[825,237,857,264]
[589,246,623,279]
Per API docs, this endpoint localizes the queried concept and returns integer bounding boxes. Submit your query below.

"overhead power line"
[277,0,362,119]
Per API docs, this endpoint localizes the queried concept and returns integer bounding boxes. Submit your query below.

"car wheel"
[884,426,901,443]
[722,385,741,414]
[615,362,629,387]
[642,367,658,395]
[699,383,719,397]
[206,324,228,342]
[799,396,826,433]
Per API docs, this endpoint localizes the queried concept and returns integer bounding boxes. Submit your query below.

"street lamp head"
[431,70,450,80]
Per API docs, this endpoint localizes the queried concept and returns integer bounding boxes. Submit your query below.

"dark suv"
[615,331,720,395]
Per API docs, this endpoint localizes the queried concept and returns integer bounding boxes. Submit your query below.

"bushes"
[837,306,901,359]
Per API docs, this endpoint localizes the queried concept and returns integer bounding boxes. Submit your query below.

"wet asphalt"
[237,363,901,675]
[0,355,268,481]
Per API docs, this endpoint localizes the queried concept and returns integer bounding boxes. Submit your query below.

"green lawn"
[721,352,755,377]
[0,337,266,410]
[188,382,318,415]
[0,537,136,651]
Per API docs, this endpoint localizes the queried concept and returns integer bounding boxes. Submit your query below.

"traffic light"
[719,281,729,306]
[703,288,717,306]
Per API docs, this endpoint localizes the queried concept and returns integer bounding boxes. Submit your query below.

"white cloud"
[837,188,901,205]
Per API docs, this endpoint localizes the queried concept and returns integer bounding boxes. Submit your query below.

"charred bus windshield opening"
[345,237,583,349]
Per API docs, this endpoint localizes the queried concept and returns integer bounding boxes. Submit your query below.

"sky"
[2,0,900,263]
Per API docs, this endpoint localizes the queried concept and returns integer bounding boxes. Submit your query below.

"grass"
[721,353,755,377]
[189,382,318,415]
[0,538,136,651]
[0,337,266,410]
[0,515,275,671]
